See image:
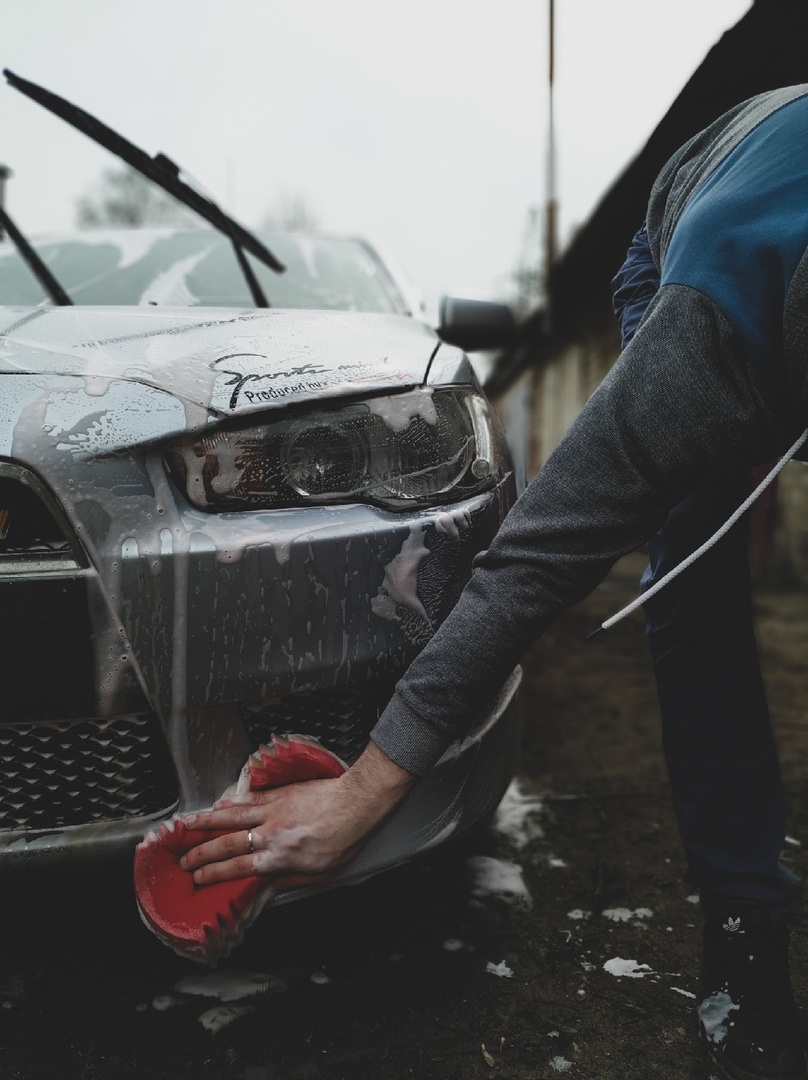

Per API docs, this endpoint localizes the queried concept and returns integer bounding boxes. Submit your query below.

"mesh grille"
[240,684,396,766]
[0,713,178,832]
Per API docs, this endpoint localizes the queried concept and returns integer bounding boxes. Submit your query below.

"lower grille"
[240,684,396,766]
[0,713,179,832]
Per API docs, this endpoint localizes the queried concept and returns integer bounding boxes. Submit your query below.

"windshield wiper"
[0,205,72,305]
[4,69,284,308]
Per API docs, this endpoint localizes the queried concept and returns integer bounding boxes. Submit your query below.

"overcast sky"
[4,0,750,314]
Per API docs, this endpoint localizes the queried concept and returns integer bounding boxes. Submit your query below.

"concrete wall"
[495,367,532,496]
[536,330,617,468]
[492,314,619,478]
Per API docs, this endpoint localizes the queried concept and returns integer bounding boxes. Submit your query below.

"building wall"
[492,312,619,478]
[536,329,618,470]
[495,368,532,496]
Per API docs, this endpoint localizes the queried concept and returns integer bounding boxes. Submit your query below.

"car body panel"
[0,305,440,426]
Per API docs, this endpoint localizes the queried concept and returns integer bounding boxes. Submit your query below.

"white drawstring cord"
[590,427,808,636]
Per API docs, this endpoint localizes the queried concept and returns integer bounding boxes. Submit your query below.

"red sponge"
[134,734,345,963]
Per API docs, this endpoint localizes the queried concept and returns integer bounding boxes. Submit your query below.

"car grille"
[0,713,179,832]
[240,684,396,766]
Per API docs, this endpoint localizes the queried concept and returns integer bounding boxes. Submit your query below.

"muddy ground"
[1,555,806,1080]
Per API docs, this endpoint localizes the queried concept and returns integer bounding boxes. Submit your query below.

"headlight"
[165,387,502,511]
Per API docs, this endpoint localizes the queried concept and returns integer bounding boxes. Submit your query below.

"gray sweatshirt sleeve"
[370,283,777,776]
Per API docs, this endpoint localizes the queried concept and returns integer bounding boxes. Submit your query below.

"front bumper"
[0,670,521,887]
[0,457,517,874]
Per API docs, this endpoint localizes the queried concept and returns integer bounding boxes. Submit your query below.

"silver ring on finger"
[246,830,255,855]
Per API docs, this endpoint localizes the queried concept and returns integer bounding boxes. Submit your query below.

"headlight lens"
[165,387,501,511]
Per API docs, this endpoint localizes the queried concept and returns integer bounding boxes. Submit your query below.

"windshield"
[0,229,406,313]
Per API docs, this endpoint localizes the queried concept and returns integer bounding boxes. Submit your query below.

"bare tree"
[261,187,321,232]
[511,204,543,319]
[75,166,197,229]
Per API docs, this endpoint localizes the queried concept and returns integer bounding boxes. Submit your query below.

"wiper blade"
[4,69,285,304]
[0,205,72,305]
[230,238,270,308]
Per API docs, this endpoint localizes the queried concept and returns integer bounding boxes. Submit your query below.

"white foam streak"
[493,779,544,848]
[174,970,281,1002]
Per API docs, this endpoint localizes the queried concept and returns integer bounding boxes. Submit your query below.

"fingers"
[212,790,281,810]
[182,805,266,831]
[183,836,298,886]
[188,852,256,884]
[180,826,258,872]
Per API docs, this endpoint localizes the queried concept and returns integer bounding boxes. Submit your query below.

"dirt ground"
[1,555,806,1080]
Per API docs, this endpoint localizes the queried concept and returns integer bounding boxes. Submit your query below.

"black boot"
[698,906,806,1080]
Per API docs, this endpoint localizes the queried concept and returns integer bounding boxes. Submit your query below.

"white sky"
[4,0,750,314]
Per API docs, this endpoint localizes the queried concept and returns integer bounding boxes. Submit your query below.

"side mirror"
[437,296,515,352]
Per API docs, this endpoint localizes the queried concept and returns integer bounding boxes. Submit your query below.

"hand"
[179,741,415,891]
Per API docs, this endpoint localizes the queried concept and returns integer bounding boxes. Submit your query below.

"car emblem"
[0,509,10,541]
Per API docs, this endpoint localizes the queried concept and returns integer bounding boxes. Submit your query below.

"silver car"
[0,225,522,891]
[0,69,521,904]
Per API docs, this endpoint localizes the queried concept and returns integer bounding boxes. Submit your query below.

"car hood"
[0,305,439,421]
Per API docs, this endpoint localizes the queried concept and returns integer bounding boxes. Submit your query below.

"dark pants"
[614,225,802,918]
[642,475,802,917]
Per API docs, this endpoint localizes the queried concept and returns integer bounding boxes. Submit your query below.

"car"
[0,71,522,925]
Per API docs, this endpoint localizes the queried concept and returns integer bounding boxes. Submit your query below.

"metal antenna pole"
[0,165,13,241]
[544,0,558,324]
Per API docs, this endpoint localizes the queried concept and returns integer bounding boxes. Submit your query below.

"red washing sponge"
[134,734,345,963]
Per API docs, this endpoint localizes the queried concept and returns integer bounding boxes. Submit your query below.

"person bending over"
[183,86,808,1080]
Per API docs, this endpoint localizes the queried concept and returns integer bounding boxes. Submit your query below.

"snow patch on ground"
[602,906,653,923]
[199,1004,253,1034]
[485,960,513,978]
[550,1056,572,1072]
[699,991,739,1045]
[145,969,288,1034]
[567,909,591,920]
[467,855,531,904]
[493,779,544,848]
[603,957,654,978]
[671,986,696,999]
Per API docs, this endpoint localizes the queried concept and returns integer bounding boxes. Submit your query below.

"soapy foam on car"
[371,525,432,626]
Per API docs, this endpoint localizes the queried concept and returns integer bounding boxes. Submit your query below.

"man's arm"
[371,282,777,775]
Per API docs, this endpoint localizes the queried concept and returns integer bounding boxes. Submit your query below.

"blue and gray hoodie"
[372,85,808,776]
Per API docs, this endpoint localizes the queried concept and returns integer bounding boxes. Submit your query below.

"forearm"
[340,740,416,827]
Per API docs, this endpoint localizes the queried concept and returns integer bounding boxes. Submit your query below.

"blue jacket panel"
[612,225,660,348]
[663,94,808,427]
